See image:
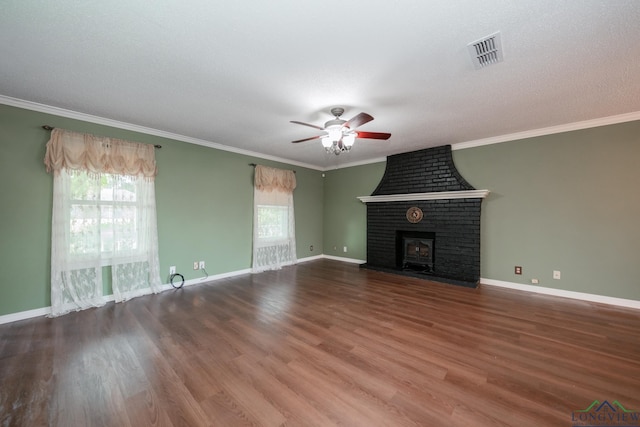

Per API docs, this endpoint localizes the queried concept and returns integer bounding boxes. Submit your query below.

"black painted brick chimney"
[364,145,482,287]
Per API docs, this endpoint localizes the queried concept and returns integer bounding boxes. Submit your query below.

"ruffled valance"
[44,128,157,179]
[254,165,296,193]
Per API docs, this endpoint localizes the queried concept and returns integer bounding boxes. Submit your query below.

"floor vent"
[468,32,504,70]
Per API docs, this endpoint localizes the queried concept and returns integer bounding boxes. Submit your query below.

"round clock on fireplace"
[406,207,423,223]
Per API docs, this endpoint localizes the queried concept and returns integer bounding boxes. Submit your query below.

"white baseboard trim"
[297,255,325,263]
[158,269,249,292]
[322,254,366,264]
[0,267,253,325]
[5,266,637,325]
[0,307,51,325]
[481,278,640,310]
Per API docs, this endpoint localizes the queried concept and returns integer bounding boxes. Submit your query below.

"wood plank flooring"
[1,259,639,426]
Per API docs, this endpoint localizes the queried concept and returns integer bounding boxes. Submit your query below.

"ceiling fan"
[291,107,391,155]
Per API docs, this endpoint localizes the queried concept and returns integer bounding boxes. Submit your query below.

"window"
[252,165,296,272]
[68,171,143,264]
[45,128,161,316]
[257,204,289,240]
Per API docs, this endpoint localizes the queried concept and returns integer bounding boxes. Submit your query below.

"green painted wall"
[2,101,638,318]
[322,163,385,259]
[322,121,640,301]
[453,121,640,300]
[0,104,324,316]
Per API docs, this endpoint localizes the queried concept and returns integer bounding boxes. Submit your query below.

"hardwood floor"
[1,259,639,426]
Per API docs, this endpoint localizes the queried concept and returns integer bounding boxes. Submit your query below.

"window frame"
[256,204,291,243]
[66,171,146,268]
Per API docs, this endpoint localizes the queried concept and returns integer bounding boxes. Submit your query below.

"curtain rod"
[41,125,162,149]
[249,163,296,173]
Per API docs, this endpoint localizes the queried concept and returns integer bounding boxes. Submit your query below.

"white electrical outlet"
[169,266,176,275]
[199,261,205,269]
[531,278,539,284]
[343,246,347,253]
[553,270,561,280]
[193,261,198,270]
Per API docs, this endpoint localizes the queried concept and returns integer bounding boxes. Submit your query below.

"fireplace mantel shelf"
[358,189,490,203]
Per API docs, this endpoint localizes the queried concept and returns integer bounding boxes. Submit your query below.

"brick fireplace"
[359,145,488,287]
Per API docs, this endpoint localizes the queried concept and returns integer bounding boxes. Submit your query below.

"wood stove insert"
[396,231,435,273]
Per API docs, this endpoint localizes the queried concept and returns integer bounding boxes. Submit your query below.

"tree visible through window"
[45,128,162,316]
[257,204,289,240]
[68,172,142,263]
[252,165,296,272]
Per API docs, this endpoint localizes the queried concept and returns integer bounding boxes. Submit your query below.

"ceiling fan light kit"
[291,107,391,155]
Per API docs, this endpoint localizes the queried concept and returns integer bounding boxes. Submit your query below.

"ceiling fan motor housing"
[330,107,345,118]
[326,107,347,129]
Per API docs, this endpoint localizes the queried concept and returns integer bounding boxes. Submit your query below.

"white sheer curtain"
[252,165,297,273]
[45,129,161,317]
[110,173,161,303]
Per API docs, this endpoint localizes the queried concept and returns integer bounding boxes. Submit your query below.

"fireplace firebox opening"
[396,231,435,273]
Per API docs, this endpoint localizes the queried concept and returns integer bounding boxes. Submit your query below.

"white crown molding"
[323,156,388,171]
[358,189,490,203]
[0,95,323,171]
[325,111,640,170]
[481,278,640,310]
[452,111,640,151]
[4,94,639,171]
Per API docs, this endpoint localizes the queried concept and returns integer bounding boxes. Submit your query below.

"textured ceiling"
[2,1,640,169]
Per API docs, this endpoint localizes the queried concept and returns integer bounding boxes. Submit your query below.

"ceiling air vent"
[468,32,503,70]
